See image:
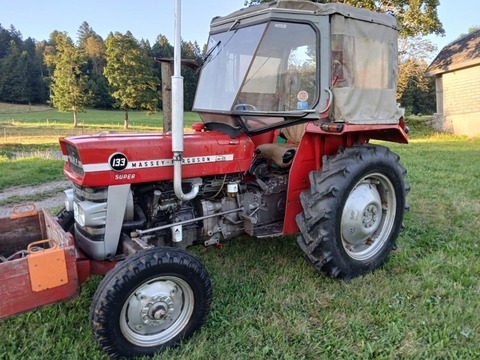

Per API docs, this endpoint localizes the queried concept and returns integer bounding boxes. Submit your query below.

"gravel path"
[0,180,70,218]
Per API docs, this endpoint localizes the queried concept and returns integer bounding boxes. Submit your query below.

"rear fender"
[283,122,408,234]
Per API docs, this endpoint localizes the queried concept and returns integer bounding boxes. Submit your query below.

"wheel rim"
[340,172,397,261]
[120,276,194,347]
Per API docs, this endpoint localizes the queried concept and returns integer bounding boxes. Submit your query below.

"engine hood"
[59,131,255,187]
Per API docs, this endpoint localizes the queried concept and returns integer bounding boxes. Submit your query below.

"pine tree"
[104,31,159,129]
[181,40,202,110]
[152,34,174,111]
[44,32,91,127]
[77,22,113,109]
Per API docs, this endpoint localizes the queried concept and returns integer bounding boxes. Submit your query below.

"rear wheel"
[296,144,409,280]
[90,247,212,358]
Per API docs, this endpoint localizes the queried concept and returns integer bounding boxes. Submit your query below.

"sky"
[0,0,245,46]
[426,0,480,53]
[0,0,479,57]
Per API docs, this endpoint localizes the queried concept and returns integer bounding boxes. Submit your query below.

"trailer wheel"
[296,144,408,280]
[90,247,212,358]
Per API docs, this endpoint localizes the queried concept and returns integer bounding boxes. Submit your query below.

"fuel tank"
[59,131,255,187]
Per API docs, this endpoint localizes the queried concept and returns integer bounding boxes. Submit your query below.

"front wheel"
[296,144,409,280]
[90,247,212,358]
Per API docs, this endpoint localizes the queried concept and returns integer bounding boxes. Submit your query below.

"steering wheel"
[233,104,269,126]
[234,103,257,111]
[234,104,265,126]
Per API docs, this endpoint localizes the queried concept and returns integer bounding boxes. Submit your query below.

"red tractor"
[2,1,409,358]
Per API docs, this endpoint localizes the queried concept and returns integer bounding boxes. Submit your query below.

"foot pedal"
[253,222,283,238]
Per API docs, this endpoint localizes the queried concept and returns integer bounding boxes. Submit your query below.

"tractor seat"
[255,122,307,168]
[255,143,297,168]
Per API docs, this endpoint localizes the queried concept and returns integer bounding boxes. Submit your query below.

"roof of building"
[426,29,480,76]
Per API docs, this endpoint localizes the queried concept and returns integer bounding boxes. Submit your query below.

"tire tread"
[296,144,409,280]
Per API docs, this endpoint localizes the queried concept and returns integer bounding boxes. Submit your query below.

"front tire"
[90,247,212,358]
[296,144,409,280]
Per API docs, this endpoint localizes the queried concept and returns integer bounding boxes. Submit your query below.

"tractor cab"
[193,9,320,136]
[193,1,404,137]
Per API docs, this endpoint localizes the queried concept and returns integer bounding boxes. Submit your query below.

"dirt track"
[0,180,70,218]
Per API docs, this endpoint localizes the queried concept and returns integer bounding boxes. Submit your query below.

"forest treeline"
[0,22,201,112]
[0,20,435,119]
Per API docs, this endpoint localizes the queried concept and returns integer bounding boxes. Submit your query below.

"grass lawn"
[1,108,480,359]
[0,104,200,190]
[0,103,200,151]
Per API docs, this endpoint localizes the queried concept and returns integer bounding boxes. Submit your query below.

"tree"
[458,25,480,39]
[396,36,436,115]
[77,21,96,45]
[0,24,20,58]
[0,26,47,104]
[77,22,113,109]
[151,36,202,112]
[244,0,444,38]
[399,71,435,115]
[104,31,159,129]
[397,36,435,98]
[24,38,47,104]
[152,34,174,111]
[44,32,91,127]
[181,40,202,110]
[153,34,173,59]
[0,41,23,102]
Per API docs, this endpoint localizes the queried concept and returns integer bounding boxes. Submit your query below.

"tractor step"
[254,222,283,238]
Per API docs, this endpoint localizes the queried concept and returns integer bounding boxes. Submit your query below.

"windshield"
[194,21,318,125]
[194,23,266,111]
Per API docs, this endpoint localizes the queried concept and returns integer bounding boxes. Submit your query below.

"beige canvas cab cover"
[212,0,404,125]
[322,3,404,124]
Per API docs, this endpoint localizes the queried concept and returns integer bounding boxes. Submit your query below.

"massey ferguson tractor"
[0,1,409,358]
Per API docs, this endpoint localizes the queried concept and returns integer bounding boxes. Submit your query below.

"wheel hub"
[341,182,382,246]
[124,280,185,335]
[141,295,175,325]
[362,204,378,229]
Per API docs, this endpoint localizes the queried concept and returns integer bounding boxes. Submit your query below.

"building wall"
[435,65,480,136]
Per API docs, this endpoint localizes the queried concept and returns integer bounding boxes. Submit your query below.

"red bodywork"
[283,122,409,234]
[0,122,407,320]
[60,122,408,236]
[60,131,256,187]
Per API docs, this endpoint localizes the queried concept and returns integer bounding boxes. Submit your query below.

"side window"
[286,44,317,110]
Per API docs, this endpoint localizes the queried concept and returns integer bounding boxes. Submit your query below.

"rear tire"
[296,144,409,280]
[90,247,212,358]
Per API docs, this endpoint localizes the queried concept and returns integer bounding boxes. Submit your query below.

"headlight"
[73,200,107,227]
[73,201,85,227]
[64,189,74,212]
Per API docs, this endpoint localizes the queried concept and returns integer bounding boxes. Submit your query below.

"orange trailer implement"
[0,207,79,319]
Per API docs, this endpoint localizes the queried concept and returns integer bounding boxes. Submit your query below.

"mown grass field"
[1,105,479,359]
[0,104,200,150]
[0,104,200,189]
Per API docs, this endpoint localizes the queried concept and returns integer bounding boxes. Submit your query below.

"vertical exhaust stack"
[172,0,199,201]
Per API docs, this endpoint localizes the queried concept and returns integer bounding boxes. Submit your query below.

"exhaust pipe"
[172,0,200,201]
